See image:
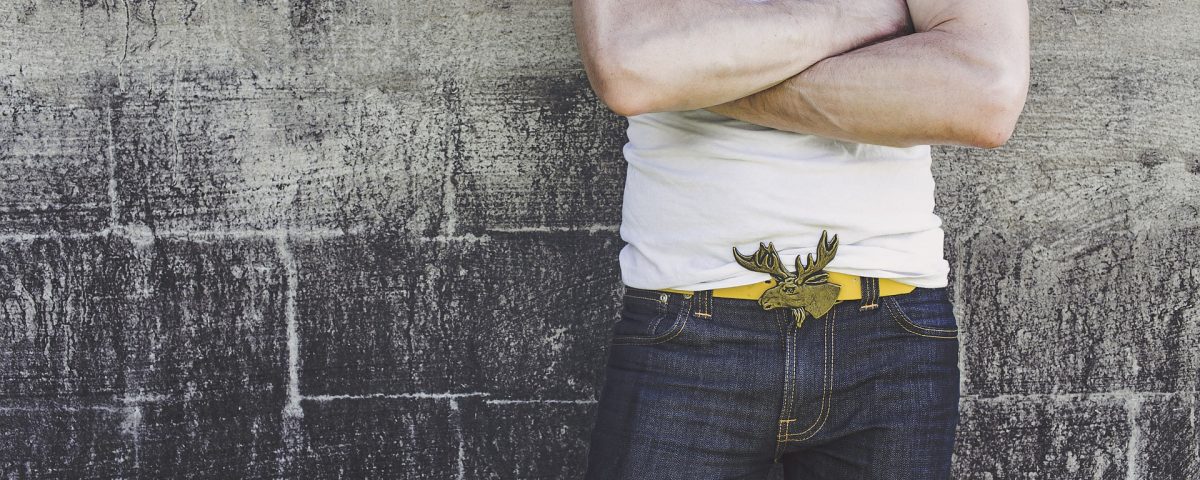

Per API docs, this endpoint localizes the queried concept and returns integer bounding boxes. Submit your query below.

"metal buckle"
[731,229,842,329]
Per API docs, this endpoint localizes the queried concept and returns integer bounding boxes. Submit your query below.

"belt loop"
[693,289,713,318]
[859,276,880,311]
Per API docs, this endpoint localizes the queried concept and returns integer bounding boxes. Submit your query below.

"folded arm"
[704,0,1031,148]
[571,0,912,116]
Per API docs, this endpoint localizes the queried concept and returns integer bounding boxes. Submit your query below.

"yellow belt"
[660,272,915,301]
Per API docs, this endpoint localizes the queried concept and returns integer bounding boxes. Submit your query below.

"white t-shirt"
[618,108,950,291]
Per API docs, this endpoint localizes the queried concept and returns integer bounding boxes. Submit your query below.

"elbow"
[599,85,650,117]
[574,9,657,117]
[593,57,657,117]
[579,42,657,117]
[966,113,1017,149]
[961,66,1029,149]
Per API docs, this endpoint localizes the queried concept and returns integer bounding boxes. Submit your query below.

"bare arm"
[571,0,912,116]
[703,0,1031,148]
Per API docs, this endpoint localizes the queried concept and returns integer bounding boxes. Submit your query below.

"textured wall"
[0,0,1196,478]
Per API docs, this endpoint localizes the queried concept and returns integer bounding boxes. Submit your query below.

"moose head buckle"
[731,230,842,329]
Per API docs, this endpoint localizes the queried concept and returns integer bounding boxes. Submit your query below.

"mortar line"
[1125,394,1144,480]
[0,227,496,243]
[0,405,126,412]
[440,77,465,239]
[449,398,466,480]
[301,392,491,401]
[1191,394,1199,475]
[1185,393,1195,475]
[485,399,597,404]
[962,390,1195,402]
[105,99,119,227]
[486,224,619,234]
[277,233,303,418]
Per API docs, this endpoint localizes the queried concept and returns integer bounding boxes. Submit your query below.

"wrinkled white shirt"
[618,109,950,291]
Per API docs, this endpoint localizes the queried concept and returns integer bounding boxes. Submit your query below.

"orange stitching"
[624,291,666,303]
[775,418,794,459]
[647,306,668,333]
[859,277,878,312]
[774,322,795,457]
[786,324,795,419]
[785,307,834,441]
[611,296,694,346]
[883,297,958,338]
[886,297,957,332]
[694,290,712,318]
[893,317,958,339]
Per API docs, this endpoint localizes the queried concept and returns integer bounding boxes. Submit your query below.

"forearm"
[573,0,908,116]
[704,4,1030,148]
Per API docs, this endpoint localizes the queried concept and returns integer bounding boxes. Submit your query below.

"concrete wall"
[0,0,1196,478]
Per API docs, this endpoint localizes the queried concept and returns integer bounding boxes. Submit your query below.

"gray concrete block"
[0,235,288,401]
[460,399,594,479]
[954,395,1130,479]
[0,80,112,234]
[453,72,627,233]
[281,398,460,479]
[0,405,134,478]
[134,399,285,478]
[953,226,1200,397]
[294,230,621,400]
[1134,392,1200,479]
[86,67,454,234]
[276,0,584,77]
[0,236,131,400]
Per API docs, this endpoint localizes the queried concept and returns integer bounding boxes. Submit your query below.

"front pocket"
[611,291,691,346]
[882,287,959,339]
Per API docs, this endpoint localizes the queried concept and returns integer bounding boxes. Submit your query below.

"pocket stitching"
[623,291,667,304]
[883,295,958,339]
[611,296,692,346]
[620,292,669,334]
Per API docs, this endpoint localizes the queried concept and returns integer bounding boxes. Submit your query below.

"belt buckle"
[731,230,842,329]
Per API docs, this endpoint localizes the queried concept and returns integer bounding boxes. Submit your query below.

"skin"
[572,0,1030,148]
[571,0,913,116]
[704,0,1031,148]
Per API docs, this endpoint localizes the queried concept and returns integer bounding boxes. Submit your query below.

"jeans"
[584,276,960,479]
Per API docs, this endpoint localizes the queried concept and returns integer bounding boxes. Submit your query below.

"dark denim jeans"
[584,277,960,479]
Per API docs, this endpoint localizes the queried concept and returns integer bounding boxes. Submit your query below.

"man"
[573,0,1028,478]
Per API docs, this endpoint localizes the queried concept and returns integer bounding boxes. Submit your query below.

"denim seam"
[780,306,835,441]
[859,276,880,311]
[871,277,880,308]
[647,307,667,334]
[624,291,667,304]
[611,295,694,346]
[619,293,669,338]
[773,325,797,462]
[774,418,794,462]
[883,296,958,339]
[694,290,713,319]
[884,295,958,332]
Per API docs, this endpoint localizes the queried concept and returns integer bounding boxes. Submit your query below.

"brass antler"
[731,242,790,281]
[795,230,838,284]
[730,230,843,329]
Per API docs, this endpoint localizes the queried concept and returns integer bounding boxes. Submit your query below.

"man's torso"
[618,108,950,291]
